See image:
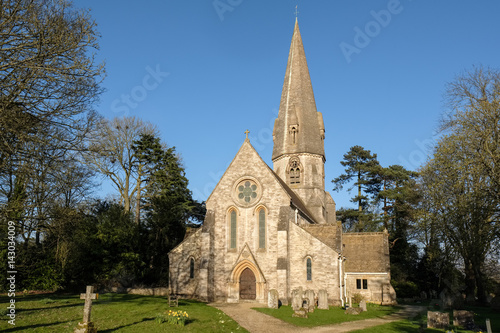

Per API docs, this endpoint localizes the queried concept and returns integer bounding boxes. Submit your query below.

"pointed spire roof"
[272,19,325,161]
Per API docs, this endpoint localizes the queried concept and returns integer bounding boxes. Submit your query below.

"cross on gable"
[79,285,98,323]
[244,129,250,139]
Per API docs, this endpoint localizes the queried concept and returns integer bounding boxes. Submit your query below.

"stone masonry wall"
[288,221,341,305]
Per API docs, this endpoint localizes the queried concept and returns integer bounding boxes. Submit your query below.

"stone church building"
[168,19,396,306]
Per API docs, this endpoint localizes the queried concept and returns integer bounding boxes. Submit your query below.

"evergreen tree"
[133,134,196,284]
[332,145,381,231]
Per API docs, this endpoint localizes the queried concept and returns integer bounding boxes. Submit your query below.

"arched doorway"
[239,267,256,300]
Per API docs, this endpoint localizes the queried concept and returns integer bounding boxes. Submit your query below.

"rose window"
[238,181,257,203]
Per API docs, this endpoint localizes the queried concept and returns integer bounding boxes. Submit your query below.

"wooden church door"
[239,268,256,300]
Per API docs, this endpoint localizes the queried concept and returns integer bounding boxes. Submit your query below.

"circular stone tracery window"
[238,181,257,203]
[233,178,261,207]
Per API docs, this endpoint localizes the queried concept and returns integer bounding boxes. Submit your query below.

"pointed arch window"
[290,167,300,184]
[258,209,266,249]
[306,258,312,281]
[230,210,237,249]
[189,258,195,279]
[289,157,301,185]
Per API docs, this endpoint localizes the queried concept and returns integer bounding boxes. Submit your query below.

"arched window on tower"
[288,157,301,185]
[290,167,300,184]
[258,209,266,249]
[306,258,312,281]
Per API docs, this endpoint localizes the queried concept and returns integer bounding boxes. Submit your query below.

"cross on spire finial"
[295,5,299,19]
[244,129,250,140]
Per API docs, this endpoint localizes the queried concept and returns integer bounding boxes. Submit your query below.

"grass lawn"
[0,293,247,332]
[254,303,400,327]
[350,306,500,333]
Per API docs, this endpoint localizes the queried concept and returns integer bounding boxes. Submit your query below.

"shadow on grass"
[99,317,156,332]
[2,320,74,332]
[18,302,81,313]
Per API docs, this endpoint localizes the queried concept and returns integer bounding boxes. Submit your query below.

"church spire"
[272,19,325,161]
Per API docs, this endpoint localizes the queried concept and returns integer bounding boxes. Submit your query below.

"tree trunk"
[463,261,476,303]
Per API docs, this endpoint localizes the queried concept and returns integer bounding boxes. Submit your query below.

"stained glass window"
[238,181,257,203]
[259,209,265,249]
[230,210,237,249]
[306,258,312,281]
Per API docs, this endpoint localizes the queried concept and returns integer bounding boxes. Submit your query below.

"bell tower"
[272,19,332,224]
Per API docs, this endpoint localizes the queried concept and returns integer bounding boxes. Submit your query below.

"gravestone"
[453,310,474,328]
[317,289,328,310]
[345,307,362,315]
[292,308,308,318]
[427,311,449,329]
[268,289,279,309]
[291,289,302,311]
[420,291,427,300]
[304,290,315,312]
[75,285,98,333]
[486,318,492,333]
[440,289,463,309]
[359,300,367,312]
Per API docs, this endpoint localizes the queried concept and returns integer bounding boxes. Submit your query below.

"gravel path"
[210,303,425,333]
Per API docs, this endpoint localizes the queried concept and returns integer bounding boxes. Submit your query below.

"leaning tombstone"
[268,289,279,309]
[427,311,449,329]
[291,289,302,311]
[453,310,474,328]
[304,290,315,312]
[359,300,367,312]
[317,289,328,310]
[75,285,98,333]
[486,318,492,333]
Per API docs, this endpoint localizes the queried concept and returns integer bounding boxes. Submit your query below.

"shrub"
[392,280,419,298]
[352,293,364,304]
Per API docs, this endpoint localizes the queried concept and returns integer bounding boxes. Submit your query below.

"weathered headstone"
[345,307,362,315]
[304,290,315,312]
[453,310,474,328]
[486,318,492,333]
[291,289,302,311]
[292,308,308,318]
[348,295,352,307]
[440,289,463,309]
[268,289,279,309]
[420,291,427,300]
[75,285,98,333]
[359,300,367,312]
[427,311,449,329]
[317,289,328,310]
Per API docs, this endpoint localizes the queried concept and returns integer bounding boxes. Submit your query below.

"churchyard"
[0,293,245,332]
[1,290,499,332]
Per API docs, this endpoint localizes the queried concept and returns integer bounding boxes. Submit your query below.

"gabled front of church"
[168,20,396,306]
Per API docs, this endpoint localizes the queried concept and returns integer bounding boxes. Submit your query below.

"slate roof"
[342,232,390,273]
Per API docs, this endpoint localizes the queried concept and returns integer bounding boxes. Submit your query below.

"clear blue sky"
[73,0,500,209]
